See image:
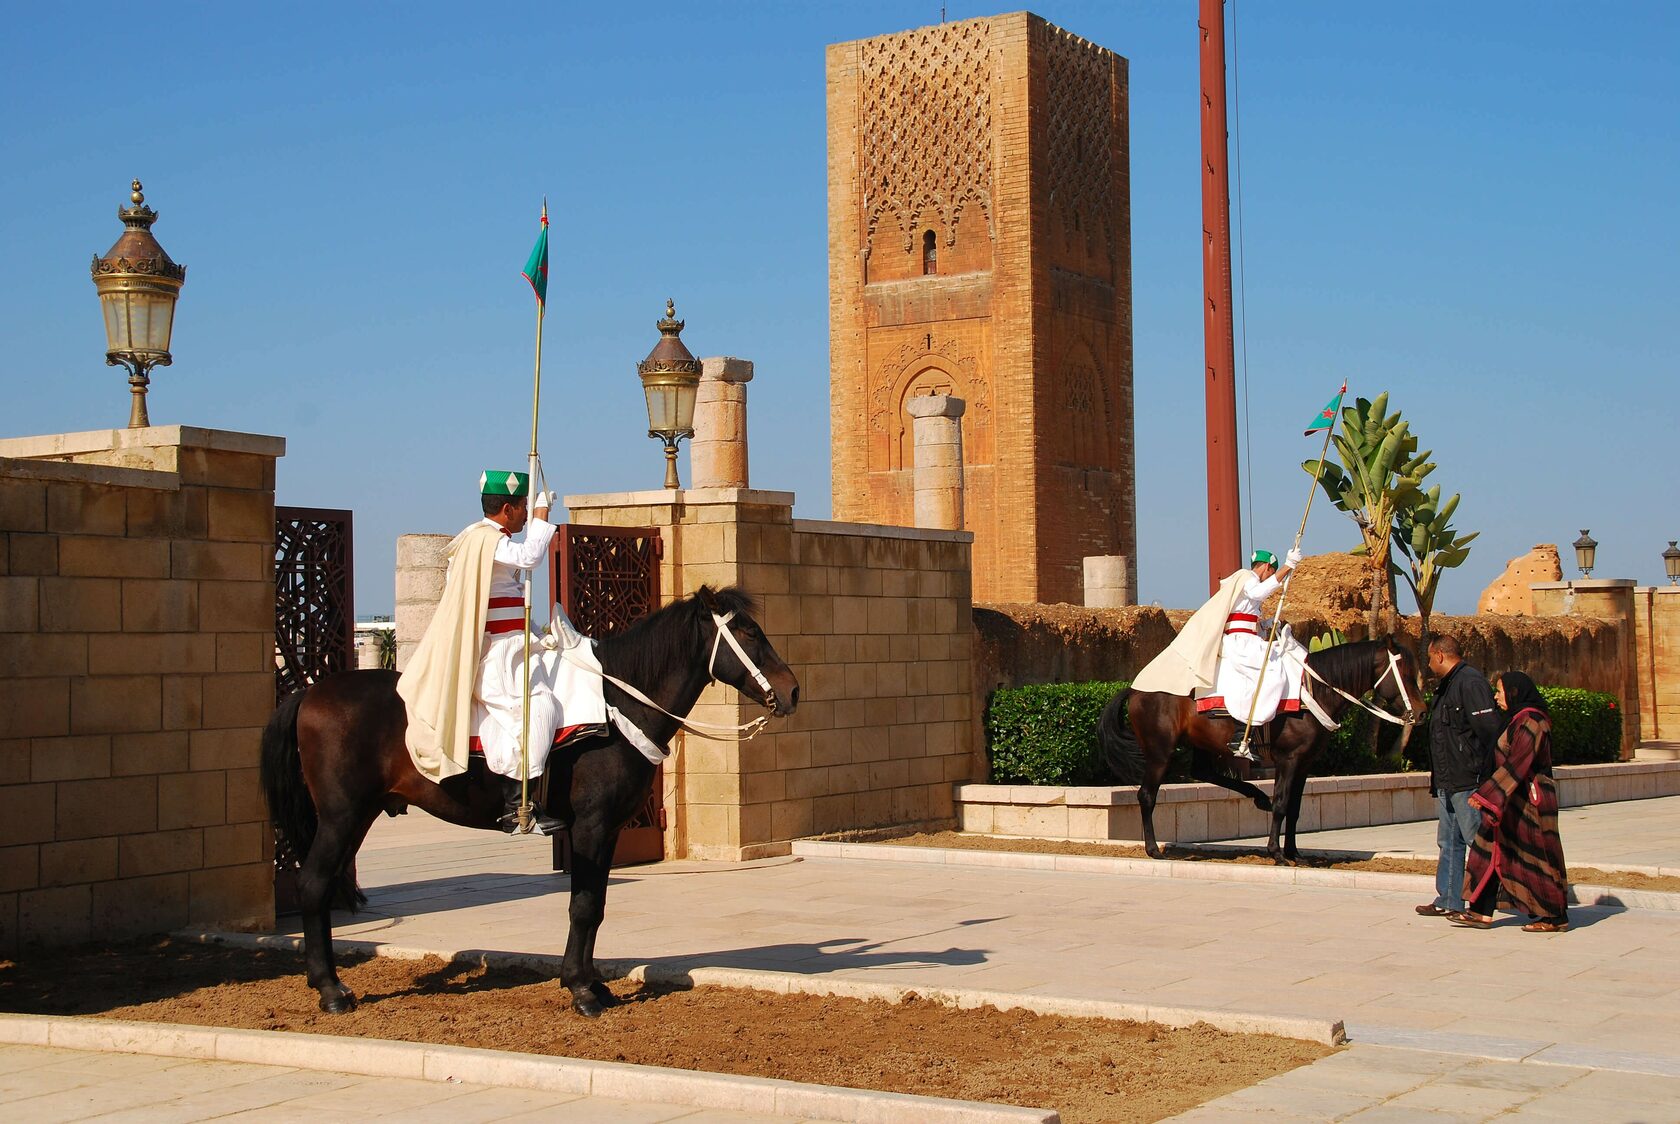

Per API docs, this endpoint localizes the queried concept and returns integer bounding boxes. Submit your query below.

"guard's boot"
[497,775,564,836]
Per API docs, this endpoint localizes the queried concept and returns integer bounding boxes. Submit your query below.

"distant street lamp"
[636,299,701,489]
[91,180,186,428]
[1664,541,1680,587]
[1572,529,1598,578]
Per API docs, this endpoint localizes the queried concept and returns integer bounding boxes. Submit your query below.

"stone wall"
[559,490,977,860]
[0,427,283,952]
[1634,586,1680,743]
[394,534,450,671]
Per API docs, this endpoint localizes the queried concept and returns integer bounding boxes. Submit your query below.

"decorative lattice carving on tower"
[1039,22,1116,265]
[860,20,995,256]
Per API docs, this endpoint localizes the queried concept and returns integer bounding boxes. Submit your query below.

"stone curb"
[788,841,1680,913]
[178,928,1346,1046]
[0,1012,1056,1124]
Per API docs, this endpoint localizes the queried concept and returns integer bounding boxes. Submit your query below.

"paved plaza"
[11,798,1680,1121]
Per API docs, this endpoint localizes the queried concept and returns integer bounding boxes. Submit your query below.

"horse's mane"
[593,586,759,684]
[1305,637,1402,697]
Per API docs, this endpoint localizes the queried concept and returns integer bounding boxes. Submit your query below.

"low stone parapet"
[954,760,1680,843]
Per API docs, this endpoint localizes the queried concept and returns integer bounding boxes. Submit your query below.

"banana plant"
[1301,393,1435,632]
[1308,628,1348,653]
[1393,484,1478,657]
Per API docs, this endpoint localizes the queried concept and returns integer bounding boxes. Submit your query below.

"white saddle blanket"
[472,626,608,779]
[1199,625,1309,725]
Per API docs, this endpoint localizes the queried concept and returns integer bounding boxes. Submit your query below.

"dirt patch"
[871,832,1680,893]
[0,939,1329,1124]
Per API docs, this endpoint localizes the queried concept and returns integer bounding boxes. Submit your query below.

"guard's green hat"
[479,470,529,498]
[1252,549,1278,567]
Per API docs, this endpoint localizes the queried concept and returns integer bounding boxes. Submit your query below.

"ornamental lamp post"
[1572,529,1598,578]
[636,299,701,489]
[1663,541,1680,586]
[90,180,186,428]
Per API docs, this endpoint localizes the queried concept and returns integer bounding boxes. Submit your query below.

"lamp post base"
[662,441,681,490]
[128,372,150,428]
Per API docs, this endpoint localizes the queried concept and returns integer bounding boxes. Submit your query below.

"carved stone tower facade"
[827,12,1135,605]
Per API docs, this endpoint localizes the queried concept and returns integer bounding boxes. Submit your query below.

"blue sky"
[4,2,1675,614]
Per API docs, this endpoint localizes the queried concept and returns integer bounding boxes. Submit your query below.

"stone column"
[356,630,386,670]
[1083,555,1134,608]
[908,394,965,531]
[395,534,451,671]
[691,357,753,490]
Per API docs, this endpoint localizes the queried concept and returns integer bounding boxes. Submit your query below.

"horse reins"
[1302,648,1417,742]
[560,610,776,743]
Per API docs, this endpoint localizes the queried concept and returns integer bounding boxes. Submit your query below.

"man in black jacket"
[1417,635,1504,918]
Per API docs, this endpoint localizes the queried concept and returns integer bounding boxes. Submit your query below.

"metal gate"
[274,507,355,702]
[550,524,665,870]
[272,506,355,914]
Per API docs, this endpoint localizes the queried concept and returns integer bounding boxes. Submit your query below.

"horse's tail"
[261,690,316,872]
[1098,687,1146,785]
[259,688,368,911]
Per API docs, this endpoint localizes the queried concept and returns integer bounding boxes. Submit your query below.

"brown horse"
[260,586,798,1017]
[1098,638,1420,862]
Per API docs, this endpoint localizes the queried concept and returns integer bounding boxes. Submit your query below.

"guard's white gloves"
[532,490,556,516]
[1285,548,1303,568]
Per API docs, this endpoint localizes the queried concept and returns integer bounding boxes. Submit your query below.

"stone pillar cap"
[907,394,966,418]
[699,356,754,383]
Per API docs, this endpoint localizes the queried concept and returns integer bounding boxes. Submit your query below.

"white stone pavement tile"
[363,1085,588,1122]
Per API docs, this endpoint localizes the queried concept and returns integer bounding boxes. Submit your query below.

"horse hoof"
[588,981,620,1008]
[318,988,357,1014]
[1145,846,1163,860]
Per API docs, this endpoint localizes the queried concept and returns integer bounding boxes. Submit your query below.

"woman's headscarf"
[1496,670,1548,724]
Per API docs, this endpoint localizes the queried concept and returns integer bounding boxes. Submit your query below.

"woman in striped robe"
[1452,670,1570,932]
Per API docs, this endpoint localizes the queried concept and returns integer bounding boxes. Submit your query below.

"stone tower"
[827,12,1136,604]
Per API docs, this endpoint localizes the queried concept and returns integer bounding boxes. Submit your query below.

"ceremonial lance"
[1233,381,1347,759]
[515,200,550,832]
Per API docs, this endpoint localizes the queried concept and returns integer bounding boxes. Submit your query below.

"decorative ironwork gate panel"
[552,525,663,638]
[274,507,354,703]
[550,524,665,870]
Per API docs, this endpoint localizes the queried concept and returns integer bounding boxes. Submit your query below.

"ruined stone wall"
[972,604,1627,702]
[0,427,283,952]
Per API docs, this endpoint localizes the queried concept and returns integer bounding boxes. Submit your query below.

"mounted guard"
[395,471,605,834]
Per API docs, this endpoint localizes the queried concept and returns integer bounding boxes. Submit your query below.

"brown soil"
[0,939,1329,1124]
[874,831,1680,893]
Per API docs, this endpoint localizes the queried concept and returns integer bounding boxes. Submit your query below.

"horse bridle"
[1303,646,1419,743]
[560,609,778,743]
[707,610,778,711]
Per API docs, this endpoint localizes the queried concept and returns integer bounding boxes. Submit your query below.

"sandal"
[1522,919,1569,933]
[1414,904,1454,917]
[1450,913,1494,928]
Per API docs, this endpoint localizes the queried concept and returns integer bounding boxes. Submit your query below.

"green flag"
[1304,382,1347,436]
[521,208,548,306]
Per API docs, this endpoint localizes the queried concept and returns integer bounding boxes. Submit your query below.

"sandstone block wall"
[0,427,284,952]
[1634,586,1680,743]
[394,534,451,671]
[563,490,976,860]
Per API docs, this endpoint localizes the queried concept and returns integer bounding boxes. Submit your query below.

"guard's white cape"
[396,523,500,782]
[1132,570,1248,695]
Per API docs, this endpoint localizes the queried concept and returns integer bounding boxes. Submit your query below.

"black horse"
[261,585,799,1017]
[1098,638,1420,862]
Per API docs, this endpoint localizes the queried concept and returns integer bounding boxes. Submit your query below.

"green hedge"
[1536,687,1621,764]
[985,681,1126,785]
[984,681,1622,783]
